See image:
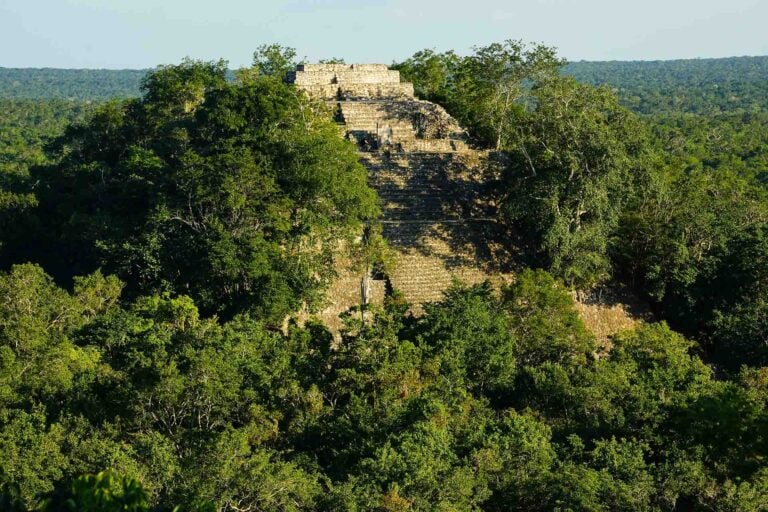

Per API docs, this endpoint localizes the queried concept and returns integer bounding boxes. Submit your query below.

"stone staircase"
[288,64,501,318]
[338,100,469,152]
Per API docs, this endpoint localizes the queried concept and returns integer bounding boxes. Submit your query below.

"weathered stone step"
[401,139,470,152]
[361,153,462,163]
[292,70,402,86]
[298,83,415,99]
[382,207,459,217]
[295,63,391,72]
[376,189,450,197]
[381,206,455,216]
[364,161,456,173]
[374,175,448,184]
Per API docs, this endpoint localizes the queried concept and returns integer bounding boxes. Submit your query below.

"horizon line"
[2,54,768,72]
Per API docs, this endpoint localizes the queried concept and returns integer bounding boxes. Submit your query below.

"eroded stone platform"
[288,63,504,326]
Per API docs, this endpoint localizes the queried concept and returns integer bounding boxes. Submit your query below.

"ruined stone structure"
[288,64,505,328]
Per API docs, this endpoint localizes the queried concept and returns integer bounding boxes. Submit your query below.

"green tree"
[456,40,563,149]
[395,41,563,148]
[393,49,459,104]
[42,471,150,512]
[32,60,378,322]
[503,269,595,367]
[249,43,300,81]
[0,264,116,407]
[615,140,768,369]
[502,77,648,287]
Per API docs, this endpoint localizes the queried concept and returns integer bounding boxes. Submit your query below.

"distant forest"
[2,55,767,114]
[0,68,146,101]
[564,56,768,114]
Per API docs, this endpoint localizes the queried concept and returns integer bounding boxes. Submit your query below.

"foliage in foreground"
[0,264,766,511]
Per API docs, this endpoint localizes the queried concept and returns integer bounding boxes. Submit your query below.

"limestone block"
[292,70,403,86]
[296,83,415,100]
[296,63,391,73]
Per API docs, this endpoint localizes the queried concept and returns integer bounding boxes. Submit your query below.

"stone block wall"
[289,63,401,86]
[288,63,413,100]
[296,83,415,100]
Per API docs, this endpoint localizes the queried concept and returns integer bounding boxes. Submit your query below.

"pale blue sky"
[1,0,766,68]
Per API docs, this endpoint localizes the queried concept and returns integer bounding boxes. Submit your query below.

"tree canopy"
[13,59,378,322]
[0,264,766,510]
[397,43,768,373]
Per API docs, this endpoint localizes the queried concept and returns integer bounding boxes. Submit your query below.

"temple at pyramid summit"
[287,63,509,328]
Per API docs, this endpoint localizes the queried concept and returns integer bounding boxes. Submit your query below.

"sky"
[1,0,766,69]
